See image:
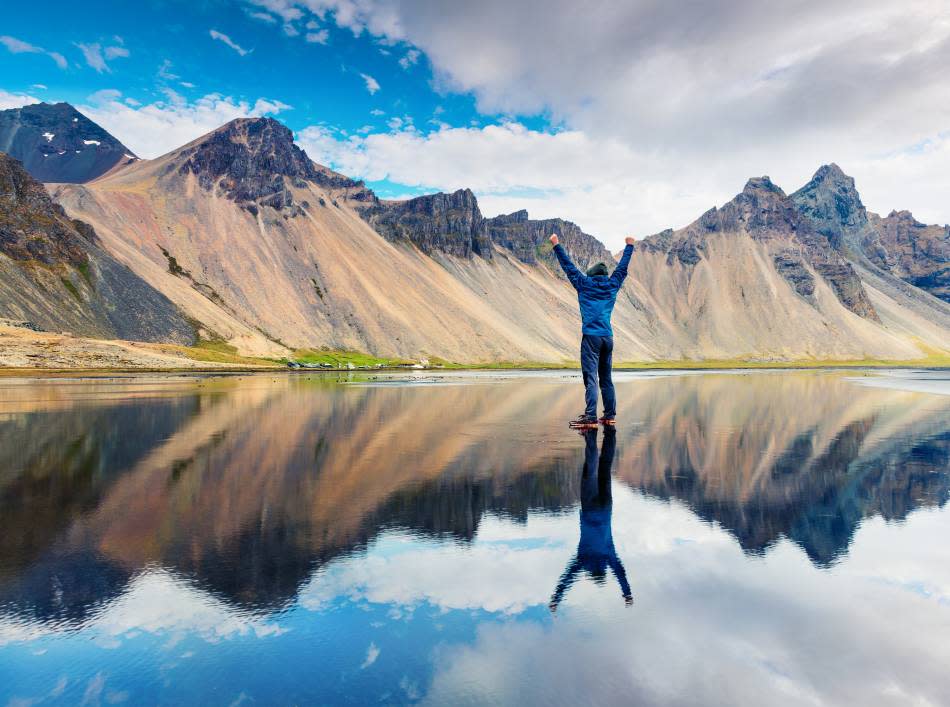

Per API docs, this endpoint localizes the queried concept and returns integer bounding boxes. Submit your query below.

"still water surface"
[1,370,949,706]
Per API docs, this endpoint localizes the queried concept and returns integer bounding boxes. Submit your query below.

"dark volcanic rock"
[485,209,614,271]
[359,189,493,259]
[773,252,816,300]
[0,102,136,183]
[866,210,950,303]
[0,153,194,343]
[176,118,365,215]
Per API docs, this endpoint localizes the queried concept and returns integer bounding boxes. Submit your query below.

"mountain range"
[1,101,948,363]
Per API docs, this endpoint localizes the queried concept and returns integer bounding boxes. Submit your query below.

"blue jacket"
[554,243,633,337]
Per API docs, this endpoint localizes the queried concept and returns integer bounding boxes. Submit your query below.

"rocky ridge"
[358,188,493,259]
[485,210,615,272]
[357,190,610,270]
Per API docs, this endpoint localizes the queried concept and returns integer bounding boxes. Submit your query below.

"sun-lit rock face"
[0,153,194,343]
[0,102,136,183]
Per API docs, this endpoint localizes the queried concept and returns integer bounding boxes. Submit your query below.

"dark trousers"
[581,334,616,418]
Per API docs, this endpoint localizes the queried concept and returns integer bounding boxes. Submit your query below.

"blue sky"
[2,0,949,248]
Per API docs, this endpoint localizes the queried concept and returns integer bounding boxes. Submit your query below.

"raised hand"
[625,236,635,246]
[549,234,559,246]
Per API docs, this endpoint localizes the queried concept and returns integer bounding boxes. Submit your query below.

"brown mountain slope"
[0,153,193,343]
[49,117,950,362]
[626,172,950,360]
[52,118,654,361]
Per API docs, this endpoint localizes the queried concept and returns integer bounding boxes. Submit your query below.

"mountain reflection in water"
[1,371,948,620]
[1,370,948,705]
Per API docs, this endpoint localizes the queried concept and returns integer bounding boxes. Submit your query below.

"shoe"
[569,414,599,428]
[599,417,616,426]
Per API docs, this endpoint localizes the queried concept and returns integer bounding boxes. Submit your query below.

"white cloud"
[398,48,420,70]
[360,642,380,669]
[79,90,291,159]
[0,89,41,110]
[1,34,68,69]
[157,59,179,81]
[305,29,329,44]
[296,121,722,244]
[48,52,67,69]
[0,35,41,53]
[76,42,108,72]
[209,30,251,56]
[248,0,304,24]
[104,45,129,60]
[265,0,950,245]
[0,569,287,646]
[359,72,380,95]
[292,486,950,706]
[248,10,278,23]
[75,42,127,72]
[370,108,385,116]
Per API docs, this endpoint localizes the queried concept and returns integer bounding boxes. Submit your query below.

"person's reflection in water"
[549,426,633,612]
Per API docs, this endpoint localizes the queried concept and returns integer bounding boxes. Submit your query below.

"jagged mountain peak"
[741,175,785,196]
[209,116,294,146]
[174,115,360,213]
[180,116,314,180]
[0,101,137,183]
[885,209,919,223]
[791,163,867,235]
[810,162,852,185]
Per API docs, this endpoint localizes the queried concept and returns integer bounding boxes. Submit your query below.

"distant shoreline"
[2,361,949,378]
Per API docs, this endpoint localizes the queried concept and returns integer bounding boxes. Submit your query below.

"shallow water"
[1,369,949,706]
